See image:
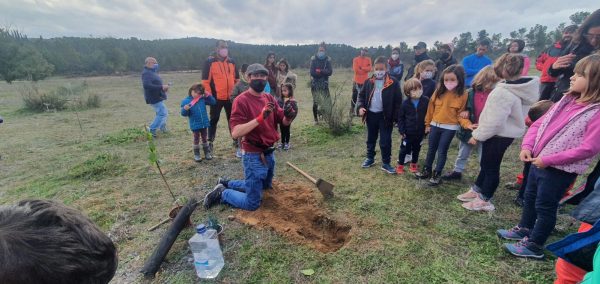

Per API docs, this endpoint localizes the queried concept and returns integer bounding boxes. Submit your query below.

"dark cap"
[246,63,269,76]
[413,41,427,50]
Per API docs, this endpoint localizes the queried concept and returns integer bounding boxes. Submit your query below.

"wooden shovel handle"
[286,162,317,184]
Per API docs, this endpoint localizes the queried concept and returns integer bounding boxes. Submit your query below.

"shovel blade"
[315,178,334,199]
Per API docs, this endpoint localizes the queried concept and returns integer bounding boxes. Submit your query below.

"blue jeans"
[519,166,577,245]
[424,126,456,172]
[366,111,393,164]
[453,140,482,173]
[149,101,168,133]
[221,153,275,211]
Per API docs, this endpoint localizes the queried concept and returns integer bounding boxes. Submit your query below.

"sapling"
[145,126,179,206]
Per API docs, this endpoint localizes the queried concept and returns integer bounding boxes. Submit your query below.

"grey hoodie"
[472,76,540,141]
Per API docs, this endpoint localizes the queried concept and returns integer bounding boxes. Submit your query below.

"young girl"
[413,59,437,99]
[396,78,429,174]
[279,83,298,150]
[181,83,216,162]
[499,54,600,259]
[508,39,531,75]
[457,53,539,211]
[443,66,500,181]
[415,65,470,185]
[357,56,403,174]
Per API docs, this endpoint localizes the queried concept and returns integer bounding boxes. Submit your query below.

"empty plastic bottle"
[189,224,224,279]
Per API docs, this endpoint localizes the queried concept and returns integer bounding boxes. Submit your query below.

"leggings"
[193,129,208,145]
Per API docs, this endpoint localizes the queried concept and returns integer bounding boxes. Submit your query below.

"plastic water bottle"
[189,224,224,279]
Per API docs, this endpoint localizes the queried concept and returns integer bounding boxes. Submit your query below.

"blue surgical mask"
[153,63,159,72]
[317,51,326,59]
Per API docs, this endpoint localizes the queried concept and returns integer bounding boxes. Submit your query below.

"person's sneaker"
[217,177,230,188]
[456,188,478,202]
[283,143,290,151]
[442,171,462,180]
[396,164,405,174]
[503,237,545,259]
[277,143,283,149]
[203,184,225,209]
[428,171,442,186]
[381,164,396,174]
[514,196,524,207]
[409,163,419,173]
[415,167,431,179]
[235,148,243,158]
[361,158,375,168]
[461,196,495,211]
[497,226,530,241]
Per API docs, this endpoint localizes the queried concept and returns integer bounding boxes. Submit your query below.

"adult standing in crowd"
[202,40,239,152]
[404,41,431,81]
[435,43,457,81]
[387,47,404,82]
[265,51,278,95]
[141,56,169,137]
[549,9,600,102]
[536,25,578,101]
[309,42,333,124]
[462,39,493,87]
[507,39,531,75]
[352,48,372,115]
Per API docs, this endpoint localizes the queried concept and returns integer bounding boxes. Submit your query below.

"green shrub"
[19,81,101,112]
[103,128,146,145]
[68,153,125,180]
[313,81,354,135]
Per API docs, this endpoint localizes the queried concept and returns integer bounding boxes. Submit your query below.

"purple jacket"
[522,95,600,174]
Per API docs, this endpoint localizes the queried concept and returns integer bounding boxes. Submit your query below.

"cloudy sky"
[1,0,597,47]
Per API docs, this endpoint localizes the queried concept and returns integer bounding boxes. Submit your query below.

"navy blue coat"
[142,67,166,104]
[309,55,333,87]
[180,95,216,131]
[397,96,429,136]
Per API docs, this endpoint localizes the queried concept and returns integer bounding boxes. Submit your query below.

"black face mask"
[440,52,450,60]
[250,79,267,93]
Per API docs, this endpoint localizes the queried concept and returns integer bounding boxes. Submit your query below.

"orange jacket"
[424,90,470,128]
[202,56,239,101]
[353,56,372,84]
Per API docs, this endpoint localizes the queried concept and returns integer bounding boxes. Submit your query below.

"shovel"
[286,162,334,199]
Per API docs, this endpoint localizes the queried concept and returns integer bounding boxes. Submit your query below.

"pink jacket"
[522,95,600,174]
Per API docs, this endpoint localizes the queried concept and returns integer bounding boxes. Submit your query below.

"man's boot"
[203,143,213,160]
[193,145,202,162]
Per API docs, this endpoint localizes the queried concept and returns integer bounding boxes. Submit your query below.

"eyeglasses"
[584,33,600,41]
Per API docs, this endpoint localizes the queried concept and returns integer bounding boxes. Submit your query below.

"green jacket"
[456,88,476,143]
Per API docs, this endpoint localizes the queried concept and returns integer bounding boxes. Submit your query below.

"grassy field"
[0,68,573,283]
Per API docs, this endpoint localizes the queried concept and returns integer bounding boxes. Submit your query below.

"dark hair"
[265,52,276,66]
[434,64,466,98]
[478,39,491,48]
[319,41,327,50]
[494,53,524,80]
[392,47,400,53]
[528,100,554,122]
[0,199,117,284]
[564,24,578,34]
[281,83,294,98]
[277,58,289,72]
[188,82,205,96]
[508,39,525,53]
[574,9,600,45]
[374,56,387,65]
[240,63,249,74]
[215,39,227,47]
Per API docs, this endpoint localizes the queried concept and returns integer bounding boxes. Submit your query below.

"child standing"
[457,53,539,211]
[413,59,437,99]
[230,64,249,158]
[357,56,403,174]
[415,64,470,185]
[278,83,298,150]
[443,66,500,180]
[396,78,429,174]
[181,83,216,162]
[499,54,600,259]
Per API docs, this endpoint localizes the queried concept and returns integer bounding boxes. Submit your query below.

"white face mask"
[411,90,423,99]
[391,53,399,60]
[374,70,386,79]
[421,71,434,79]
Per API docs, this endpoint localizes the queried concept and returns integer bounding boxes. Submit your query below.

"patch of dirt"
[235,181,352,253]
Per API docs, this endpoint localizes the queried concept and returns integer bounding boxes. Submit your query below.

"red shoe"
[395,164,404,174]
[409,163,419,173]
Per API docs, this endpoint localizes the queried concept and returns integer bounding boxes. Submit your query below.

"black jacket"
[435,56,457,81]
[404,52,431,81]
[397,96,429,136]
[357,75,402,126]
[309,55,333,87]
[548,41,595,102]
[421,78,436,99]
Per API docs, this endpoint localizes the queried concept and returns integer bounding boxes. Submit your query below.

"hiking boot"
[415,167,431,179]
[503,237,545,259]
[428,171,442,186]
[461,196,495,211]
[361,158,375,168]
[514,196,524,207]
[283,143,290,151]
[217,177,230,188]
[396,164,405,174]
[235,147,243,158]
[203,143,213,160]
[381,164,396,174]
[457,188,478,202]
[497,226,530,241]
[193,145,202,162]
[442,171,462,180]
[203,184,225,209]
[409,163,419,173]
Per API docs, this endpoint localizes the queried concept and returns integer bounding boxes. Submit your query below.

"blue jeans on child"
[453,140,482,173]
[424,126,456,172]
[366,111,393,165]
[221,152,275,211]
[518,166,577,245]
[149,101,168,133]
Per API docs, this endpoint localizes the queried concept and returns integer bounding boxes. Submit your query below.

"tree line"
[0,11,590,83]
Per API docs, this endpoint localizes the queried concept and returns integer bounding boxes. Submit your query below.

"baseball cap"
[413,42,427,50]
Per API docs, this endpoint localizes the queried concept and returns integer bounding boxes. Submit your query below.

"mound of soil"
[235,181,351,253]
